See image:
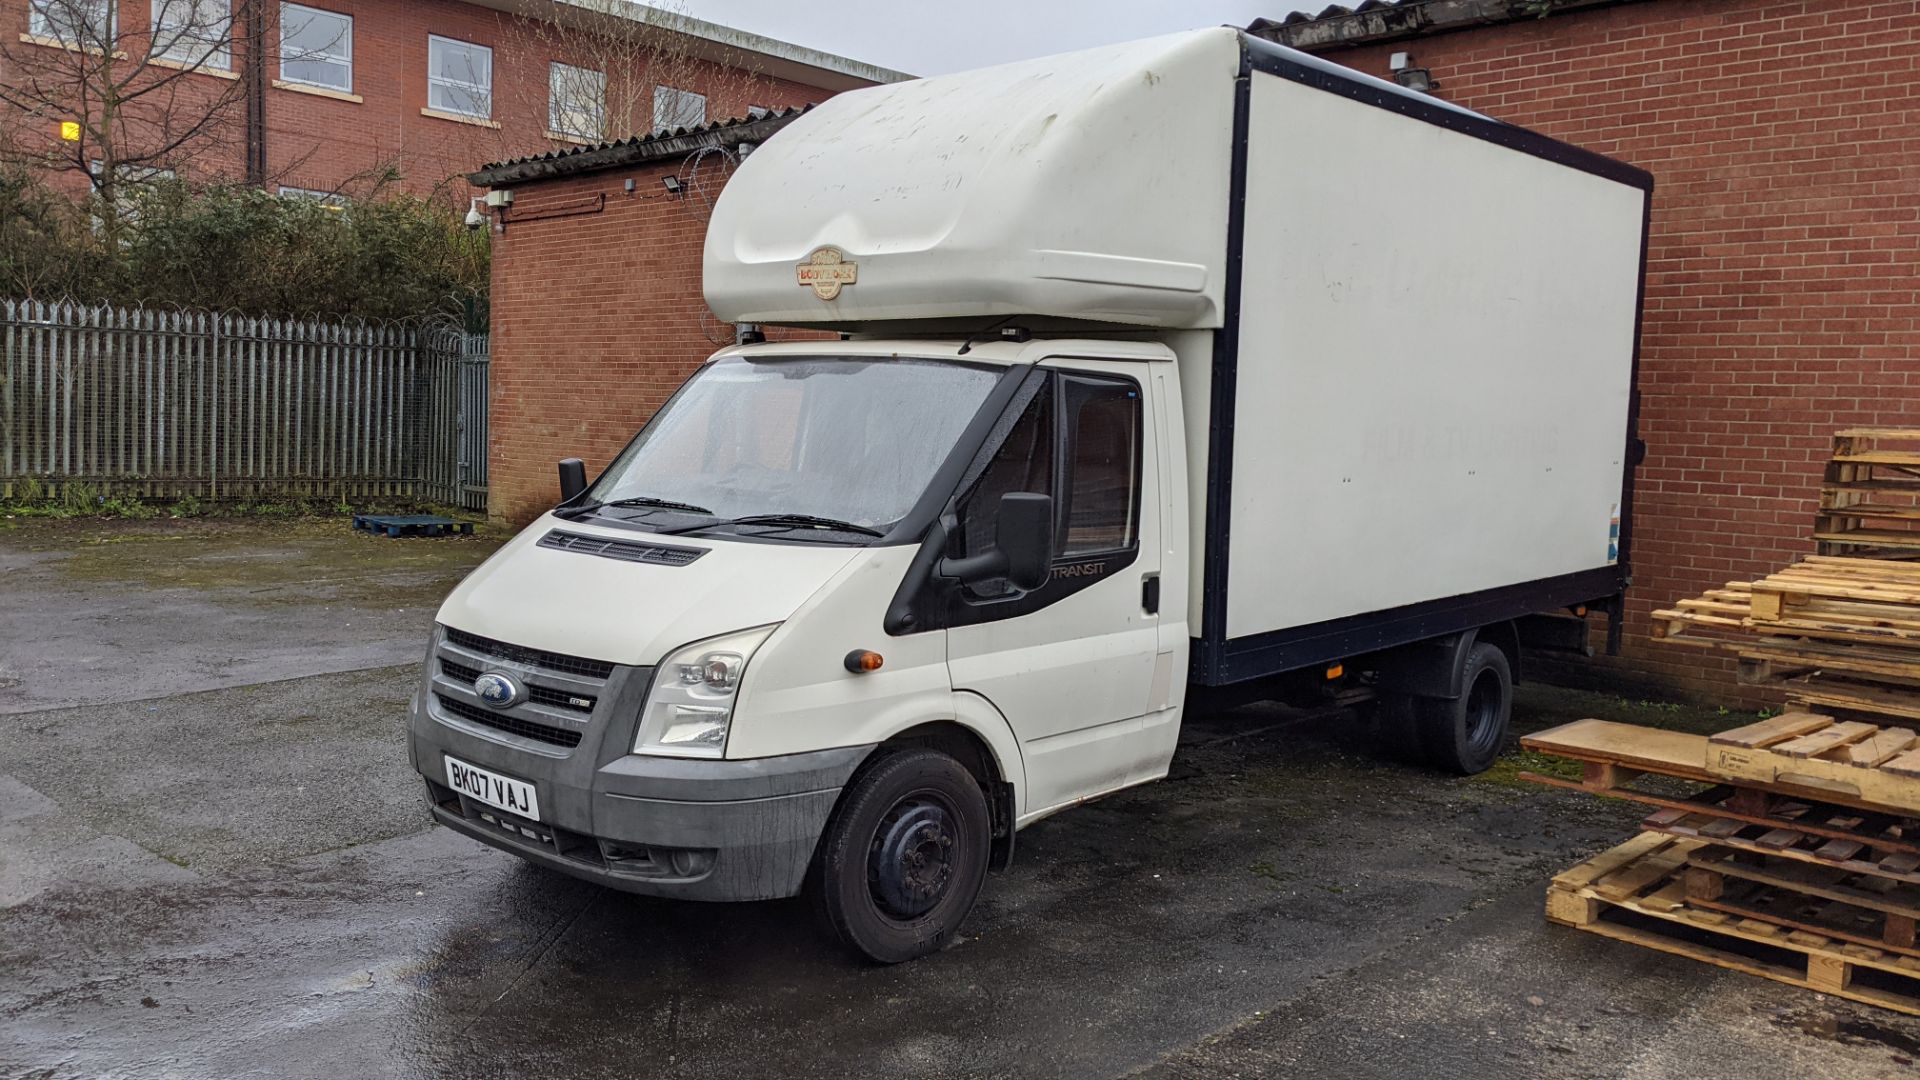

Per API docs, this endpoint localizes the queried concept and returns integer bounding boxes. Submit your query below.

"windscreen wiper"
[557,495,713,519]
[660,513,885,538]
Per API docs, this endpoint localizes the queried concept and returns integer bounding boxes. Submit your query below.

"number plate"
[444,755,541,821]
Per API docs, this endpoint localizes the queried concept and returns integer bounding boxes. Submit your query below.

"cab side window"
[1060,375,1141,557]
[958,381,1053,598]
[955,370,1142,601]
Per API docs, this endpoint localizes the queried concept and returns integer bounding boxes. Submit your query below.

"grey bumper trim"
[418,740,879,901]
[595,744,875,802]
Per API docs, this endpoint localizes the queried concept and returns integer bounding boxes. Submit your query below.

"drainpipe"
[242,0,267,187]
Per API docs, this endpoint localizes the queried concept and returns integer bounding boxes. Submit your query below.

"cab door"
[943,357,1174,817]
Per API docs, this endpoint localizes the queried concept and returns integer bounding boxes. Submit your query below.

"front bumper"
[409,628,873,901]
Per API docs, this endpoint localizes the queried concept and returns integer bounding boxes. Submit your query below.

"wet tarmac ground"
[4,518,1920,1079]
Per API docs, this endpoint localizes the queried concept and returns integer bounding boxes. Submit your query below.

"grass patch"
[1511,683,1768,738]
[1474,748,1585,790]
[1,486,474,524]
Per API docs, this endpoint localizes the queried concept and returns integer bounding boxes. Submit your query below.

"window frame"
[943,367,1145,615]
[151,0,232,70]
[426,33,493,119]
[548,60,606,140]
[1055,372,1144,559]
[278,185,349,210]
[652,84,707,130]
[30,0,115,44]
[278,2,353,92]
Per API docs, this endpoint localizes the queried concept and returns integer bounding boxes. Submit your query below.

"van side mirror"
[938,492,1055,592]
[557,458,588,502]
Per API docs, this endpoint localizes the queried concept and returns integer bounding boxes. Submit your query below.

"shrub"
[0,166,489,323]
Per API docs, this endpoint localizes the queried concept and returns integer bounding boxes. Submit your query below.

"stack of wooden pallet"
[1652,555,1920,723]
[1818,428,1920,557]
[1523,713,1920,1014]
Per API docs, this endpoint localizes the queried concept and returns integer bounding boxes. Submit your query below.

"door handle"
[1142,573,1160,615]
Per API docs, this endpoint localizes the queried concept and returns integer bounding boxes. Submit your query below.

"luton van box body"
[410,28,1650,962]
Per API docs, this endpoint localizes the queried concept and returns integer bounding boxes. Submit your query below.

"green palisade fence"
[0,299,488,510]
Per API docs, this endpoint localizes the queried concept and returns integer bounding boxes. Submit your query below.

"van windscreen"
[578,356,1001,541]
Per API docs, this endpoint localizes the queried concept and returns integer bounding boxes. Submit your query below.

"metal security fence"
[0,300,489,511]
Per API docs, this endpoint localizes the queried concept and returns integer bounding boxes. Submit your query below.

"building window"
[89,161,176,225]
[152,0,232,71]
[30,0,114,45]
[279,3,352,92]
[428,35,492,118]
[278,186,348,211]
[653,85,706,131]
[549,61,605,140]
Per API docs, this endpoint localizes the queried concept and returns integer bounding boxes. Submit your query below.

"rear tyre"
[807,748,991,964]
[1414,642,1512,775]
[1368,692,1426,765]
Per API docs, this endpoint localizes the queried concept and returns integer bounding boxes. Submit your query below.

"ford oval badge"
[473,671,523,709]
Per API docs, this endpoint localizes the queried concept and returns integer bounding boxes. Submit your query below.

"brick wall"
[485,156,827,525]
[0,0,832,200]
[1301,0,1920,700]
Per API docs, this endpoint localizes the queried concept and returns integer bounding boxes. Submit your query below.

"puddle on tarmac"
[1773,1006,1920,1065]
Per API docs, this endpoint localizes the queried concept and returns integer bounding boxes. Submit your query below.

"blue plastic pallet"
[351,514,475,539]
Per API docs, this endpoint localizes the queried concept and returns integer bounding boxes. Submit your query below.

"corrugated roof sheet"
[1249,0,1633,50]
[468,106,812,188]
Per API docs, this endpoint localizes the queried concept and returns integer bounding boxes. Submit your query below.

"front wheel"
[1414,641,1512,775]
[807,748,991,964]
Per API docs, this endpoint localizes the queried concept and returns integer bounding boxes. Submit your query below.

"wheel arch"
[866,697,1025,870]
[1366,621,1522,699]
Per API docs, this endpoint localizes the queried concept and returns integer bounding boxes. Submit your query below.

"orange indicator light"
[844,649,884,674]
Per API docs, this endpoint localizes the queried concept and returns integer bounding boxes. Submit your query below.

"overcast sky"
[658,1,1311,77]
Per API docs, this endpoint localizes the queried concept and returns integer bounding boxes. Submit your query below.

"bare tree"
[0,0,262,238]
[496,0,773,149]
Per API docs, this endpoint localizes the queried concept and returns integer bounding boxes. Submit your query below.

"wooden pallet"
[1683,845,1920,950]
[1522,716,1920,815]
[1706,713,1920,812]
[350,513,476,539]
[1653,557,1920,650]
[1548,833,1920,1016]
[1637,800,1920,884]
[1790,680,1920,724]
[1820,429,1920,556]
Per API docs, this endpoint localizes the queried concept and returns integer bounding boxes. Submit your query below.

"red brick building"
[0,0,898,200]
[478,0,1920,702]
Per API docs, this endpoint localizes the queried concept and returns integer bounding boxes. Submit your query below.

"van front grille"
[435,694,583,748]
[442,627,615,681]
[439,657,598,713]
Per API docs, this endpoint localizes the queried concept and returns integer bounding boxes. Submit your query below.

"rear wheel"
[1368,692,1426,765]
[1414,641,1512,775]
[808,748,990,964]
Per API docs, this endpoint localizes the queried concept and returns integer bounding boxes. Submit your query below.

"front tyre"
[808,748,991,964]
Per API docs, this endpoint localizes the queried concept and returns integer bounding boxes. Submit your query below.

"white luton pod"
[411,27,1651,963]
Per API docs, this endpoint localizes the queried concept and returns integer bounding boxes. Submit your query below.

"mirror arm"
[935,549,1009,586]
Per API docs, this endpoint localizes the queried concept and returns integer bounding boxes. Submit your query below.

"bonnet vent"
[537,530,707,567]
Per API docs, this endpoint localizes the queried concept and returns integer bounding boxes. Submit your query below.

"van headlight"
[633,625,777,758]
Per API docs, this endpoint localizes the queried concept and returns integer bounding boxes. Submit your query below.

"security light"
[1394,67,1436,93]
[662,175,684,195]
